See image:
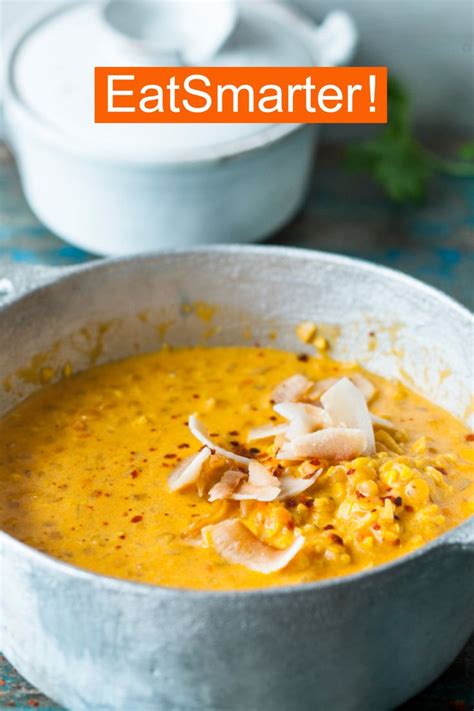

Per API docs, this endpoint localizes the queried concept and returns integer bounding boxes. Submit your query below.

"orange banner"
[95,67,387,124]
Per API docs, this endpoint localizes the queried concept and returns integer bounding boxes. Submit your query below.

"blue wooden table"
[0,140,473,709]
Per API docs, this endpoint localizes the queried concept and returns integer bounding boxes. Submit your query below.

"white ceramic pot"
[4,3,357,255]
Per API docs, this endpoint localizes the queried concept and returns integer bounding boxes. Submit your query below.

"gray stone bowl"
[0,246,472,710]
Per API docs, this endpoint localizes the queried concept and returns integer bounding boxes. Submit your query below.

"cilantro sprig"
[345,78,474,204]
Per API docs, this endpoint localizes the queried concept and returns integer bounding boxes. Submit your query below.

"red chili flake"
[286,498,297,508]
[372,523,381,530]
[323,524,335,530]
[115,545,122,550]
[210,433,219,437]
[27,701,39,708]
[164,453,177,459]
[270,415,277,421]
[249,447,260,454]
[297,353,309,362]
[178,443,190,449]
[119,534,126,539]
[92,489,103,497]
[287,521,295,530]
[405,505,414,513]
[130,515,143,523]
[229,430,239,436]
[435,467,448,476]
[230,440,240,447]
[346,468,355,476]
[393,538,401,546]
[393,496,403,506]
[368,331,375,337]
[130,470,139,479]
[192,394,200,399]
[149,447,156,451]
[302,498,314,508]
[102,522,109,526]
[465,434,474,442]
[329,533,344,545]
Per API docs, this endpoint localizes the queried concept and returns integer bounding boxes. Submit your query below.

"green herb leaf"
[458,140,474,162]
[345,77,474,204]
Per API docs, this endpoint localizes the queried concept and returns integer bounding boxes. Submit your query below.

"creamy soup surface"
[0,346,472,590]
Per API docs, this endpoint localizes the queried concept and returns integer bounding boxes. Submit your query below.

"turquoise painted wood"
[0,140,473,710]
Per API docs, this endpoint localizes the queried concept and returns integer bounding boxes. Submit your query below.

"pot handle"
[312,10,358,67]
[0,262,72,306]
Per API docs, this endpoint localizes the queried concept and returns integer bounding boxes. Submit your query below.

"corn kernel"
[295,321,317,344]
[63,362,73,378]
[411,436,427,455]
[356,480,379,498]
[40,367,54,384]
[331,482,346,501]
[380,498,395,521]
[404,478,430,506]
[361,535,374,550]
[314,336,329,351]
[376,430,403,454]
[381,468,399,487]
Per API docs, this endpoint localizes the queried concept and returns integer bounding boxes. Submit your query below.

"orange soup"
[0,346,472,590]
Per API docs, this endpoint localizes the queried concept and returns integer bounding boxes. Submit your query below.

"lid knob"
[101,0,238,65]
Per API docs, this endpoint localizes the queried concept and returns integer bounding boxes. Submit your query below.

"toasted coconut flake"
[307,377,339,402]
[208,470,246,502]
[321,378,375,454]
[249,460,280,486]
[204,519,304,573]
[233,484,280,502]
[308,374,375,403]
[350,373,376,401]
[247,423,288,442]
[274,402,328,438]
[371,414,397,430]
[232,460,280,502]
[277,427,367,462]
[188,414,250,465]
[168,447,212,492]
[271,374,313,404]
[278,469,323,499]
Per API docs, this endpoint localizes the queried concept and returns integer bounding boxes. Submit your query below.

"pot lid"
[8,2,356,161]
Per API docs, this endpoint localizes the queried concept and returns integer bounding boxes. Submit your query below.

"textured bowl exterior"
[0,247,473,710]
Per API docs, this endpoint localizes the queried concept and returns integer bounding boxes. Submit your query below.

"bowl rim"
[0,244,472,598]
